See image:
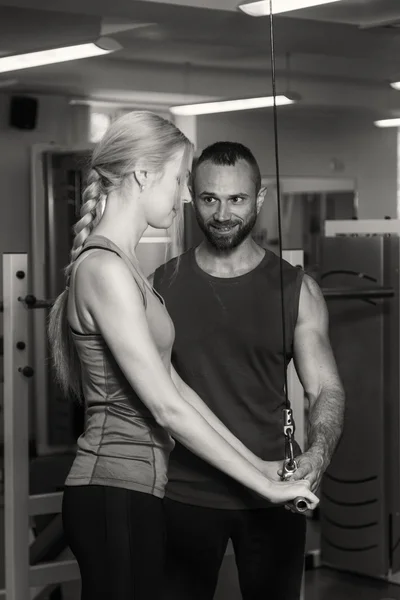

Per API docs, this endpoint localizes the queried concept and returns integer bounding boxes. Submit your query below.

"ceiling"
[0,0,400,117]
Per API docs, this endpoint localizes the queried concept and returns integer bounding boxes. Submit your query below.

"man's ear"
[256,186,267,214]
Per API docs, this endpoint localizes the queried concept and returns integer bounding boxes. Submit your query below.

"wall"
[0,93,77,258]
[197,108,398,219]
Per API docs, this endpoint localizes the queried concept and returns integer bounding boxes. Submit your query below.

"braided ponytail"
[65,169,104,279]
[48,110,193,399]
[48,168,108,399]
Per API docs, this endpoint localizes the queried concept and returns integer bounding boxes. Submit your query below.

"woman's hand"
[266,478,319,511]
[256,459,319,510]
[258,459,283,482]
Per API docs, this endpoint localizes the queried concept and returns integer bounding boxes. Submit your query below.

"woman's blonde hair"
[48,110,193,399]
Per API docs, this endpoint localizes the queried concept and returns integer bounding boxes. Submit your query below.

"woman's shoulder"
[73,247,122,276]
[73,249,136,295]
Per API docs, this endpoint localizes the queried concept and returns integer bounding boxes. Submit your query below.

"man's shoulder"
[299,273,325,306]
[262,248,304,279]
[153,248,193,288]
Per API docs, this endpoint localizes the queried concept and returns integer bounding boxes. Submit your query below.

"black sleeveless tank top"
[154,247,304,509]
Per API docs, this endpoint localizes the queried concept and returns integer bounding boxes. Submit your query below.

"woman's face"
[144,149,192,229]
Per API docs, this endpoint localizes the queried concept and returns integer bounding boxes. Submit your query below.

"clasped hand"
[258,450,325,512]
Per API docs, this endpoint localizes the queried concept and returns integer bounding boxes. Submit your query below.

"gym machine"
[2,254,79,600]
[30,148,90,455]
[318,219,400,584]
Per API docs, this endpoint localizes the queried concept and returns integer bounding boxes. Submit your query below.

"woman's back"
[65,235,175,497]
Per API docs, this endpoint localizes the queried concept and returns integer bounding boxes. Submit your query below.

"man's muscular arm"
[291,274,345,492]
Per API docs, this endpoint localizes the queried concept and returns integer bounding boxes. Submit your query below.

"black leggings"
[163,498,306,600]
[62,486,166,600]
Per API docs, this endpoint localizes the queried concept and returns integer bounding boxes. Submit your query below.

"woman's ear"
[133,170,148,192]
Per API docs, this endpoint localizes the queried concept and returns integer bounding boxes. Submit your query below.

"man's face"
[192,160,265,251]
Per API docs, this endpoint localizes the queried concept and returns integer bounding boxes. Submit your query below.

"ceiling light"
[238,0,343,17]
[170,94,298,116]
[374,118,400,128]
[0,37,121,74]
[390,82,400,91]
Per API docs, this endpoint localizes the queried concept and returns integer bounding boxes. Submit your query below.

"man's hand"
[258,452,326,490]
[276,450,326,513]
[289,450,326,493]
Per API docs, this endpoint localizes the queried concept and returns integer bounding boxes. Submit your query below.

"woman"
[48,111,317,600]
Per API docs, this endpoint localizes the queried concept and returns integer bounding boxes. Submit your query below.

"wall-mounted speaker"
[9,95,38,130]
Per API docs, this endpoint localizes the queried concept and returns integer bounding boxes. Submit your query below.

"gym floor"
[31,564,400,600]
[214,519,400,600]
[216,556,400,600]
[303,521,400,600]
[305,568,400,600]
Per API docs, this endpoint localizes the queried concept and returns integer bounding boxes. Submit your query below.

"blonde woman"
[48,111,318,600]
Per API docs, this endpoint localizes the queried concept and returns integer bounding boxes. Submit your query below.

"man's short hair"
[193,142,262,192]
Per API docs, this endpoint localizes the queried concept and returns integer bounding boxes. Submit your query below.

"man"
[153,142,345,600]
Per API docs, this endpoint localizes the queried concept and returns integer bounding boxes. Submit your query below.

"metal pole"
[20,295,54,310]
[1,285,395,315]
[322,287,394,300]
[284,250,306,600]
[3,254,30,600]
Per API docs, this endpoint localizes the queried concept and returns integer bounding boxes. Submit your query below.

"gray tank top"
[65,235,175,497]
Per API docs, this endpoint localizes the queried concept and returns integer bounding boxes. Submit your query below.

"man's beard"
[194,208,258,251]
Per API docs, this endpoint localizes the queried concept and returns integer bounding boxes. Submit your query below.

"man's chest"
[166,281,286,356]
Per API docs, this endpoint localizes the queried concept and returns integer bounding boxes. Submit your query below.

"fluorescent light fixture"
[374,118,400,128]
[238,0,343,17]
[170,94,297,116]
[390,81,400,91]
[0,37,121,74]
